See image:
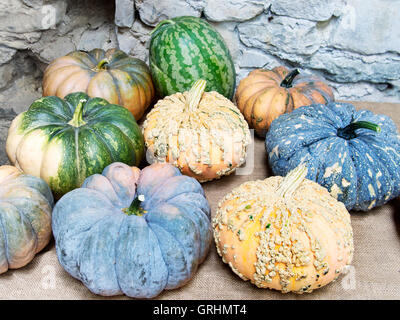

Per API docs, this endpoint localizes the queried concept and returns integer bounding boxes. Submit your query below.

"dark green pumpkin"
[6,92,144,198]
[149,16,236,99]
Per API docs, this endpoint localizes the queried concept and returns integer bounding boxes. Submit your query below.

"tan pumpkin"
[235,66,334,137]
[42,48,154,120]
[143,79,251,182]
[213,165,354,294]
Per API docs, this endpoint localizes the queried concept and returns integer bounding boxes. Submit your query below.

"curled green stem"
[95,58,109,71]
[150,19,175,36]
[337,121,381,139]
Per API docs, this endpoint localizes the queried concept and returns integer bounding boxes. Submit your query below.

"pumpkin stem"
[95,58,109,71]
[68,99,87,127]
[150,19,175,36]
[123,194,146,216]
[337,121,381,140]
[186,79,207,111]
[280,69,300,88]
[276,164,308,199]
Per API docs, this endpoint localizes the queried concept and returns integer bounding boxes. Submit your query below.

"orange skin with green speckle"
[43,48,154,121]
[214,174,354,294]
[235,66,334,137]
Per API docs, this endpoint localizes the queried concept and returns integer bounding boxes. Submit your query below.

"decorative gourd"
[213,165,354,293]
[52,162,212,298]
[149,16,236,99]
[266,102,400,211]
[0,165,53,274]
[6,92,144,198]
[143,79,251,182]
[235,66,334,137]
[42,48,154,120]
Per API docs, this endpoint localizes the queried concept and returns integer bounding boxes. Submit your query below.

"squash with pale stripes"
[6,92,144,198]
[149,16,236,99]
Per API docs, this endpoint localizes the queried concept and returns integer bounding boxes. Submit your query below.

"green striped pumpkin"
[6,92,144,198]
[149,16,236,99]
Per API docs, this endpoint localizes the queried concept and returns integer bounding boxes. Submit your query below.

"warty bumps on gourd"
[214,165,354,293]
[266,102,400,211]
[143,79,251,182]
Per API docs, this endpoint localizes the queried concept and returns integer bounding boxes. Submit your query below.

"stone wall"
[0,0,399,113]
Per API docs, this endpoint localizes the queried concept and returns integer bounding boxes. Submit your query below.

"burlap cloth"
[0,101,399,300]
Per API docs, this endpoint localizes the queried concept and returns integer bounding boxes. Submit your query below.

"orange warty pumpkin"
[143,79,251,182]
[235,66,334,137]
[42,48,155,120]
[213,165,354,294]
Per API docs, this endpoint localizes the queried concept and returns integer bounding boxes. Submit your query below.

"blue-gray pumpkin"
[266,102,400,211]
[52,162,212,298]
[0,165,53,274]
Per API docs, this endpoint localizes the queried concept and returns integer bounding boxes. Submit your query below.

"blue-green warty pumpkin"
[52,162,212,298]
[266,102,400,211]
[6,92,144,198]
[0,165,53,274]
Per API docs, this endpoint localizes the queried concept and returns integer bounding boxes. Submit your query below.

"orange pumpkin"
[42,48,154,120]
[213,165,354,294]
[235,66,334,137]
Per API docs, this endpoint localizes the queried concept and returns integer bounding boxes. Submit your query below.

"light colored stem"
[68,99,87,127]
[186,79,207,111]
[276,164,308,199]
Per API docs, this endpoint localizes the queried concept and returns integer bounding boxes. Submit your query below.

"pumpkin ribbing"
[52,162,212,298]
[143,80,251,182]
[0,165,53,274]
[266,102,400,211]
[6,92,144,198]
[42,48,154,120]
[235,66,334,137]
[213,165,354,293]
